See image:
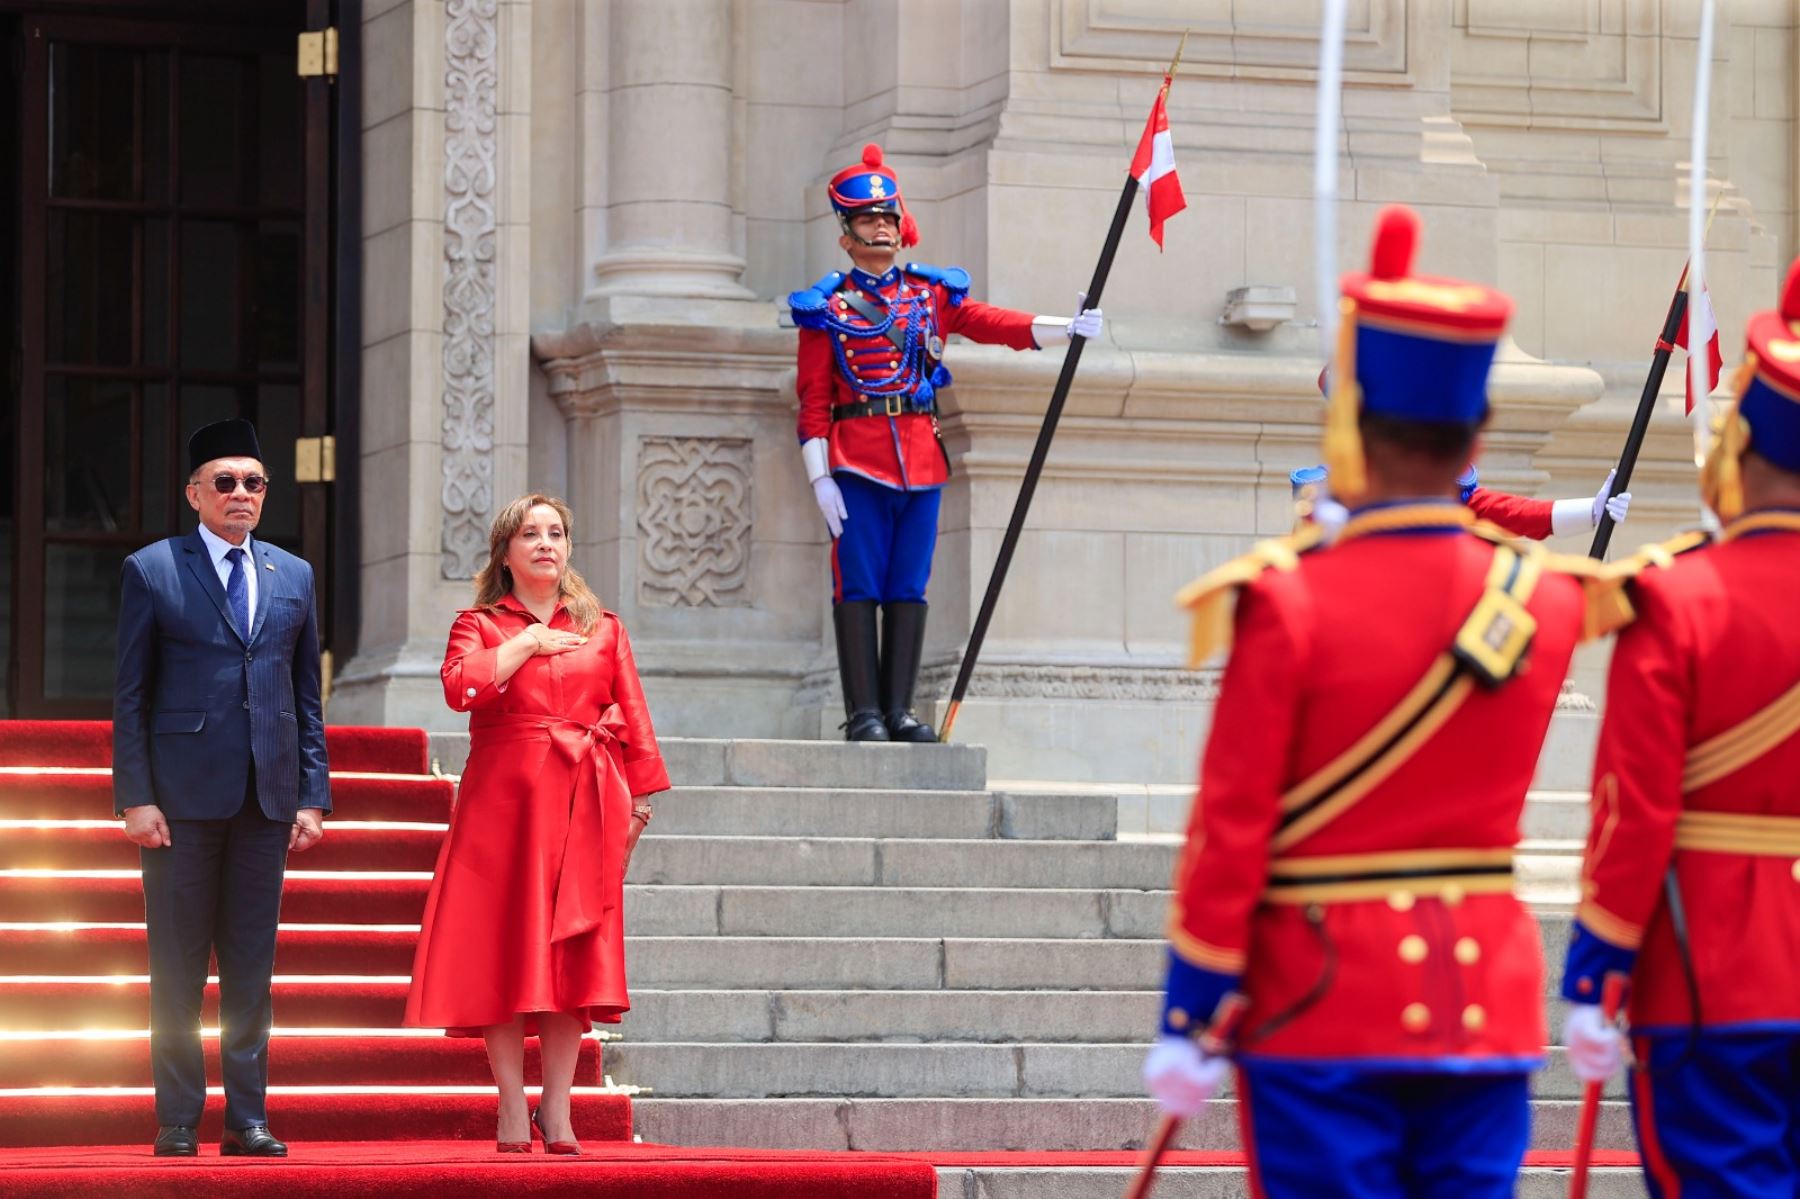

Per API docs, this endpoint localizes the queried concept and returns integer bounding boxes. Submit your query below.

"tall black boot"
[833,601,890,742]
[879,601,938,743]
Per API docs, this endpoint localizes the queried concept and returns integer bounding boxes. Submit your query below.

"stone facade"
[333,0,1800,782]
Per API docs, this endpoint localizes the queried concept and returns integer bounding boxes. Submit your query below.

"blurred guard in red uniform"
[789,145,1102,741]
[1560,258,1800,1199]
[1144,205,1630,1199]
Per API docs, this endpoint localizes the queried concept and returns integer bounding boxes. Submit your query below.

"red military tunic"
[405,598,669,1035]
[1168,503,1609,1066]
[1564,513,1800,1031]
[794,265,1037,490]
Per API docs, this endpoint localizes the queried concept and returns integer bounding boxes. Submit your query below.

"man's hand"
[1564,1004,1626,1084]
[122,805,172,849]
[1143,1035,1229,1117]
[289,808,325,854]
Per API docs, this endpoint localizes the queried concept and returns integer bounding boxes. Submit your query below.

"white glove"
[801,437,847,539]
[1592,468,1631,526]
[1311,496,1349,541]
[1032,292,1105,347]
[1143,1035,1229,1118]
[812,477,847,538]
[1563,1004,1626,1085]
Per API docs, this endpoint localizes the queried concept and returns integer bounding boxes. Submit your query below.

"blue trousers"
[1236,1062,1529,1199]
[1631,1031,1800,1199]
[831,473,940,604]
[141,770,290,1129]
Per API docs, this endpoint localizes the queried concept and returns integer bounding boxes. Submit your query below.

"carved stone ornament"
[637,437,753,608]
[440,0,499,579]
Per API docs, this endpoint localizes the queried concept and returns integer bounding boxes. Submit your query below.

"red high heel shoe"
[532,1107,580,1156]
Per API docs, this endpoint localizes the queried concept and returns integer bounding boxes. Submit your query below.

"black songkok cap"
[187,419,263,475]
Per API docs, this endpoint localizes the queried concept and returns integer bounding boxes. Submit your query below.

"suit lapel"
[249,541,278,644]
[180,530,245,645]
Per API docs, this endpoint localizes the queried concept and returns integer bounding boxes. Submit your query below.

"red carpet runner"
[0,720,938,1196]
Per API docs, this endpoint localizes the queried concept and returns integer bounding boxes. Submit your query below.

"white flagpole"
[1689,0,1717,509]
[1314,0,1348,361]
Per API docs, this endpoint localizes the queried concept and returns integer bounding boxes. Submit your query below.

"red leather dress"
[403,597,669,1035]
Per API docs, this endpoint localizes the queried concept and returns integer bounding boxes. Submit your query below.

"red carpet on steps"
[0,1143,939,1198]
[0,721,429,774]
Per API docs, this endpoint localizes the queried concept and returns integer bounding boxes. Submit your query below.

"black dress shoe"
[844,709,891,742]
[220,1124,288,1157]
[153,1125,198,1157]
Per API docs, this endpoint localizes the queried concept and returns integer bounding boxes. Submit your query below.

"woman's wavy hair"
[472,494,602,634]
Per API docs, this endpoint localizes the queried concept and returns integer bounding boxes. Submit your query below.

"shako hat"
[1323,205,1513,499]
[827,144,919,248]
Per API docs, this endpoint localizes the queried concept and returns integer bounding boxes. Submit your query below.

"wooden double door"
[1,0,354,717]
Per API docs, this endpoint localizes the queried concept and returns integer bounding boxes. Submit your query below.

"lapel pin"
[265,563,275,571]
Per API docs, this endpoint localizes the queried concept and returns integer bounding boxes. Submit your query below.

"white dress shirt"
[196,522,259,629]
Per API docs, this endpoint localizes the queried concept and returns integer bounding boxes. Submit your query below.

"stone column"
[334,0,533,729]
[589,0,752,299]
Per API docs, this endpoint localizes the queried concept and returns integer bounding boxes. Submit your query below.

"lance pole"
[938,35,1187,743]
[1588,189,1724,560]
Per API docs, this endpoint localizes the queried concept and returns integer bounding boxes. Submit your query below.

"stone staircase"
[428,728,1645,1197]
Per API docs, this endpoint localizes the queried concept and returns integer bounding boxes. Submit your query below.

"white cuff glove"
[801,438,847,539]
[1143,1035,1229,1118]
[1311,497,1350,541]
[1563,1004,1626,1085]
[1032,292,1105,347]
[1592,468,1631,526]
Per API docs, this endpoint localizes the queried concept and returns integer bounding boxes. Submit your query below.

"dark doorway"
[4,1,351,717]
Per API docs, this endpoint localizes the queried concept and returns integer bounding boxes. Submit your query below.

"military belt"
[1264,847,1515,905]
[1673,810,1800,857]
[832,395,936,421]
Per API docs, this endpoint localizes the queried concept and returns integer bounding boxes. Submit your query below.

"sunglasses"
[203,473,269,495]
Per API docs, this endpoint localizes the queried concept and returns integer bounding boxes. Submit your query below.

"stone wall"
[336,0,1800,782]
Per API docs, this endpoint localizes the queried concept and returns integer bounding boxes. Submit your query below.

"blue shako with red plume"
[1737,256,1800,475]
[1341,205,1513,424]
[1322,205,1514,497]
[827,144,920,248]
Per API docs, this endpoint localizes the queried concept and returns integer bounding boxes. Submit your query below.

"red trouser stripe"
[1235,1065,1268,1199]
[1630,1038,1682,1198]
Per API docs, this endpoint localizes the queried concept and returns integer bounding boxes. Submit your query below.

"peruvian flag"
[1130,78,1186,249]
[1674,277,1724,414]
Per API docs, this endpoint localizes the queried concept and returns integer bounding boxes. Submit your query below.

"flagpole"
[937,38,1185,743]
[1587,188,1725,560]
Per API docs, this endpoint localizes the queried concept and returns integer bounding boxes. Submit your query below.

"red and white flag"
[1130,79,1187,249]
[1674,276,1724,414]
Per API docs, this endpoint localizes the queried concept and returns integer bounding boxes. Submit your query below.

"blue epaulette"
[902,262,971,306]
[787,271,846,329]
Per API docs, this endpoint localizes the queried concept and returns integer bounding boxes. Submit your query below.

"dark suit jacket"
[112,530,331,821]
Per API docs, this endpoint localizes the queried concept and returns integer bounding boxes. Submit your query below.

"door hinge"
[297,27,339,78]
[295,435,336,483]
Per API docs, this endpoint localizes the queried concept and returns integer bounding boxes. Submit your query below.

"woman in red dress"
[403,493,669,1153]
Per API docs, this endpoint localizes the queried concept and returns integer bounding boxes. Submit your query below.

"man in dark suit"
[112,419,331,1158]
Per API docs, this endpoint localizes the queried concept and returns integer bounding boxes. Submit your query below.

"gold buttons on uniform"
[1791,859,1800,883]
[1401,1003,1431,1032]
[838,333,848,342]
[1454,937,1481,965]
[1168,1008,1190,1031]
[1442,884,1466,907]
[1462,1004,1487,1032]
[1388,891,1416,913]
[1398,935,1428,964]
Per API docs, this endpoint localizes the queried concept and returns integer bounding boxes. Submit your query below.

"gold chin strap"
[1322,297,1367,502]
[1700,352,1755,522]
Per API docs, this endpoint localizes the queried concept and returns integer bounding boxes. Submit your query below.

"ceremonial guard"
[1559,259,1800,1198]
[790,144,1103,741]
[1143,206,1627,1198]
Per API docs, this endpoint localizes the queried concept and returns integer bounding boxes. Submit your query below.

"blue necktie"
[225,547,250,637]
